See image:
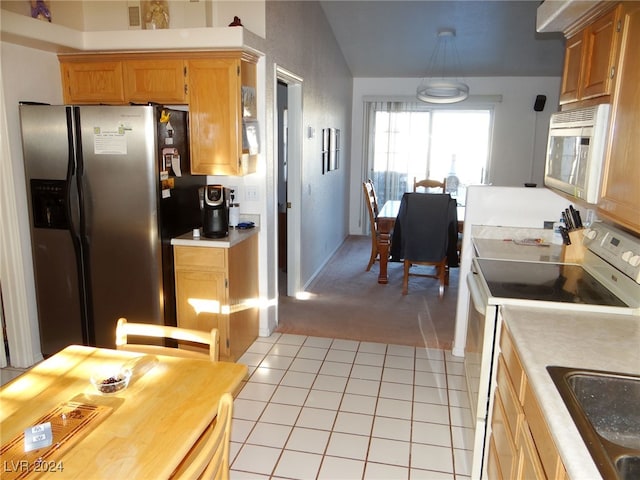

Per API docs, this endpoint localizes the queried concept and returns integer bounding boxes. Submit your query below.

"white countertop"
[171,226,258,248]
[502,305,640,480]
[472,225,564,263]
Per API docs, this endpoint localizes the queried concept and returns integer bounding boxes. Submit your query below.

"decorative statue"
[229,16,243,27]
[146,1,169,29]
[30,0,51,22]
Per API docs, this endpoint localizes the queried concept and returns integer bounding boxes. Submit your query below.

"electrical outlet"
[246,186,258,202]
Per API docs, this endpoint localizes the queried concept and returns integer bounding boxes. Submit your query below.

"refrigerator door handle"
[69,106,94,345]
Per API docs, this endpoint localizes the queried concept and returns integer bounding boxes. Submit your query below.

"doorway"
[275,67,303,298]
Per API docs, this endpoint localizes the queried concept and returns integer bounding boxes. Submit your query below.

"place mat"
[0,402,112,480]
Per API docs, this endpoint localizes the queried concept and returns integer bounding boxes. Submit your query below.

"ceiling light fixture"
[417,28,469,104]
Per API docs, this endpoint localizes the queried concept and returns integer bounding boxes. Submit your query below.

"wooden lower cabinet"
[488,326,567,480]
[174,234,258,361]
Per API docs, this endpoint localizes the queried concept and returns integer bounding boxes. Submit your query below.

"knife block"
[562,229,586,264]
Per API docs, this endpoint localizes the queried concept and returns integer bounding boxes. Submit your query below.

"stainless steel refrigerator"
[19,104,205,356]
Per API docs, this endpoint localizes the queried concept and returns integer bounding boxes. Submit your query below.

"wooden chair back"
[115,317,219,362]
[363,180,380,271]
[172,392,234,480]
[413,177,446,193]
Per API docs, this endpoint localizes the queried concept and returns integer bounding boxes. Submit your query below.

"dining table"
[0,345,247,479]
[376,199,464,284]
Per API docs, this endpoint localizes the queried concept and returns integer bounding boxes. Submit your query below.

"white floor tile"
[269,343,303,357]
[271,385,309,406]
[412,421,452,447]
[355,351,385,367]
[333,411,374,436]
[325,348,357,363]
[376,397,412,420]
[297,345,329,360]
[260,403,301,425]
[364,462,409,479]
[250,366,287,385]
[231,444,281,475]
[233,335,472,480]
[237,382,277,402]
[296,406,338,430]
[274,450,322,479]
[318,456,365,479]
[319,360,352,377]
[387,344,415,358]
[410,443,454,473]
[384,355,415,370]
[233,398,267,422]
[414,385,449,405]
[290,357,323,374]
[259,353,295,370]
[340,393,377,415]
[230,419,255,443]
[345,378,380,397]
[368,437,410,467]
[326,432,370,460]
[281,370,316,389]
[313,374,348,392]
[305,389,343,410]
[358,341,387,354]
[412,402,450,425]
[247,422,293,448]
[379,381,413,401]
[372,416,411,442]
[331,339,360,351]
[382,366,414,385]
[286,426,330,454]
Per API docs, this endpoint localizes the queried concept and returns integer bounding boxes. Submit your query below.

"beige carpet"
[276,235,459,350]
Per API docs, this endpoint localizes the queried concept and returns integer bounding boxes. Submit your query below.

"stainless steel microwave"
[544,104,610,204]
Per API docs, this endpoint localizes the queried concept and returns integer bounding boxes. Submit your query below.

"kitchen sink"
[547,366,640,480]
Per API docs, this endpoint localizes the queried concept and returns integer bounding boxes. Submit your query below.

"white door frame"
[275,66,303,297]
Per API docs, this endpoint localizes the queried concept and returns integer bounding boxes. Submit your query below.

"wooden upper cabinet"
[60,59,125,104]
[559,33,584,104]
[598,2,640,233]
[560,4,622,105]
[123,59,187,104]
[188,53,258,176]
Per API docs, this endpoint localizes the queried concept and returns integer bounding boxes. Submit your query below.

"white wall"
[348,76,562,235]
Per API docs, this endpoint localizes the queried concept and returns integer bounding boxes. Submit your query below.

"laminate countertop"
[501,305,640,479]
[171,226,259,248]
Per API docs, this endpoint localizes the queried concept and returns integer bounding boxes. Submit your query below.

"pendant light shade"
[417,29,469,104]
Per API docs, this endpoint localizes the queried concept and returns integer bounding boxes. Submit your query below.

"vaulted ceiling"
[319,1,566,78]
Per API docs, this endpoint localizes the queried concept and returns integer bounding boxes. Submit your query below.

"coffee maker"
[200,185,229,238]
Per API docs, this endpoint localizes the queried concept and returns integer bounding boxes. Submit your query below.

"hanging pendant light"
[417,28,469,104]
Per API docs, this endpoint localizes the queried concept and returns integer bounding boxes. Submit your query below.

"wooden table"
[376,200,464,284]
[0,345,247,479]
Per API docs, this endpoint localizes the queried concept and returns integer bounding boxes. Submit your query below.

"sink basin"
[547,366,640,480]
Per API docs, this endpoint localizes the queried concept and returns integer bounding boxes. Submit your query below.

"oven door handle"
[467,272,488,314]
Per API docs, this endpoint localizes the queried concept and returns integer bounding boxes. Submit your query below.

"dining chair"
[394,193,457,297]
[363,180,380,271]
[172,392,234,480]
[115,317,219,361]
[413,177,446,193]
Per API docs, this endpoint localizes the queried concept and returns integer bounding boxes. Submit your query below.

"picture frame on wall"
[322,128,329,174]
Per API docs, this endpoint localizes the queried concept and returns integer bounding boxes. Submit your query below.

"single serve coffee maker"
[200,185,229,238]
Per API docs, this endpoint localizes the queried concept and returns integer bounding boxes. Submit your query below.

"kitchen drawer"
[516,420,546,480]
[492,386,517,480]
[487,435,504,480]
[174,245,226,270]
[523,380,566,480]
[497,355,522,438]
[500,326,526,401]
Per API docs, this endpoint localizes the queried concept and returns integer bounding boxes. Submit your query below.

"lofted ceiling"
[319,0,566,78]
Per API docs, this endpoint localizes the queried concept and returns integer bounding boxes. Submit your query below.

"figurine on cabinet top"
[30,0,51,22]
[144,0,169,29]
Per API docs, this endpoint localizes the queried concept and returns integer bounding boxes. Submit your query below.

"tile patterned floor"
[231,333,474,479]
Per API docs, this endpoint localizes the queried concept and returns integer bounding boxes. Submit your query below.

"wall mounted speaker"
[534,94,546,112]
